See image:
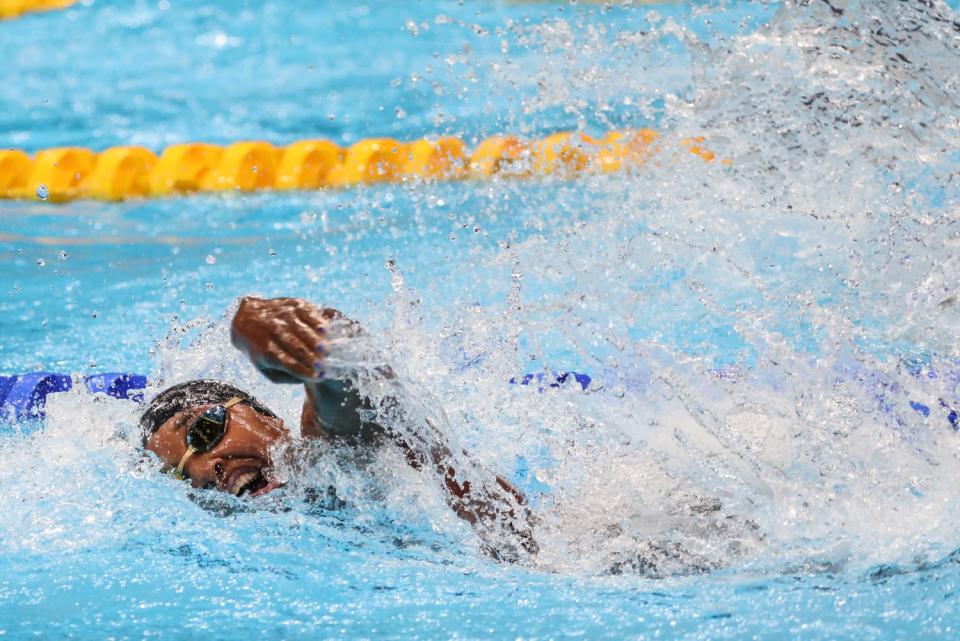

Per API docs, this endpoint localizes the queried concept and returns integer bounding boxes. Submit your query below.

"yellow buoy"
[0,0,76,19]
[468,135,529,178]
[530,132,591,177]
[276,140,343,190]
[0,150,33,198]
[682,136,717,162]
[403,137,468,181]
[202,141,278,192]
[149,143,223,195]
[0,0,27,19]
[594,129,660,173]
[87,146,157,201]
[327,138,408,187]
[21,147,96,201]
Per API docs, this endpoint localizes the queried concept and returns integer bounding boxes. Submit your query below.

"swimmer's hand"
[231,296,353,384]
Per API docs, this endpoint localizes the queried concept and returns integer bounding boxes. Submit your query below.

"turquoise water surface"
[2,1,960,639]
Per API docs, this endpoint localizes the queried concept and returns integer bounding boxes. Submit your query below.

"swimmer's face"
[146,402,288,497]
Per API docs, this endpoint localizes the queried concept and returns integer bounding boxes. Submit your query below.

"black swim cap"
[139,379,278,446]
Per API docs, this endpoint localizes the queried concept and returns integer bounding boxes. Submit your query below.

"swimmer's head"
[141,380,287,497]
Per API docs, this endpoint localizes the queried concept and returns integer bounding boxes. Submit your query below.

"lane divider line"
[0,371,590,421]
[0,0,75,20]
[0,130,721,203]
[1,370,957,433]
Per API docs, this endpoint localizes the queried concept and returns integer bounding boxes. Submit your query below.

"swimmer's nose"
[189,458,224,490]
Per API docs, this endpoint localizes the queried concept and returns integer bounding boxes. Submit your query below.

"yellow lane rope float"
[0,130,720,203]
[0,0,75,20]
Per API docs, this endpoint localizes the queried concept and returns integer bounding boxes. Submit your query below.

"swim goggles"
[171,396,243,481]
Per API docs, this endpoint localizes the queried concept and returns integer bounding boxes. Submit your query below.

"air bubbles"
[395,107,407,119]
[58,250,68,260]
[449,232,457,241]
[36,258,45,267]
[36,184,48,200]
[205,255,216,265]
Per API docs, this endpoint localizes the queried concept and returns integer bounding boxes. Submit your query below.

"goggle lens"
[187,405,228,452]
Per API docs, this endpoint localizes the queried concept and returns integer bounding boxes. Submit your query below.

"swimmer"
[141,296,537,560]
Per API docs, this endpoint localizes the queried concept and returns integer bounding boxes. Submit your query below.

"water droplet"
[405,19,419,36]
[395,107,407,119]
[269,248,277,256]
[205,255,216,265]
[473,224,481,233]
[58,250,68,260]
[205,282,214,289]
[436,199,445,207]
[36,258,45,267]
[449,232,457,241]
[36,184,48,200]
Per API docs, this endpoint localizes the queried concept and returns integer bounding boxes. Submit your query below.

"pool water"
[2,0,960,639]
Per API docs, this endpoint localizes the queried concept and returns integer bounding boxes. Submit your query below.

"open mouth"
[229,468,270,497]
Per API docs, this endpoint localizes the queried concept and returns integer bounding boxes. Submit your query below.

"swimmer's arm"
[395,435,539,560]
[232,296,536,555]
[231,296,377,441]
[300,378,384,443]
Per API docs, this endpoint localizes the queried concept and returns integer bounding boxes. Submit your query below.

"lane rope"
[0,130,721,203]
[0,371,590,421]
[1,370,956,432]
[0,0,75,20]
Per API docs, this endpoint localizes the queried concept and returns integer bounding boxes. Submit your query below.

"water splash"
[5,1,960,584]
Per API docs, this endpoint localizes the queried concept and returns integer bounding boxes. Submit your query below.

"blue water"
[3,1,960,639]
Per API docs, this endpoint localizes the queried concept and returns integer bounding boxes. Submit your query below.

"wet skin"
[146,401,288,496]
[145,296,538,556]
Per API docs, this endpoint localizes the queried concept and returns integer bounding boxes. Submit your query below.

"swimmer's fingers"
[234,297,337,381]
[293,304,361,339]
[264,339,320,382]
[286,314,328,351]
[284,314,330,375]
[273,328,327,381]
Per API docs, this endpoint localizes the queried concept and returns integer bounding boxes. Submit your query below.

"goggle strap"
[173,446,197,480]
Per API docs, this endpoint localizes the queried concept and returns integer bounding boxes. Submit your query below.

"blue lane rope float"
[0,371,589,421]
[0,372,146,421]
[508,371,592,392]
[0,370,956,431]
